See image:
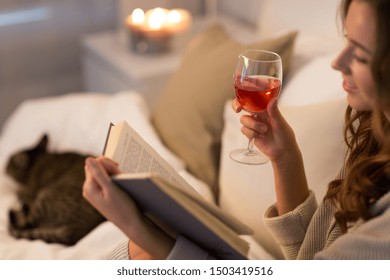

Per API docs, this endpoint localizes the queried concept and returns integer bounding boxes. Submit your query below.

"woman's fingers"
[240,114,268,139]
[86,157,114,188]
[83,157,117,204]
[83,159,102,195]
[232,98,243,113]
[95,156,121,175]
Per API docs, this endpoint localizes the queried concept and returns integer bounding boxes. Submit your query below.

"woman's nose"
[331,56,339,70]
[332,47,351,74]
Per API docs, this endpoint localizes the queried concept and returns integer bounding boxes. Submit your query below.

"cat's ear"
[37,134,49,151]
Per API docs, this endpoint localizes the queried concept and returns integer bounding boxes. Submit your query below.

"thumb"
[267,98,281,118]
[232,98,243,113]
[267,98,285,127]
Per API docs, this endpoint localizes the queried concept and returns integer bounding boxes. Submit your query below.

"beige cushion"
[152,24,298,195]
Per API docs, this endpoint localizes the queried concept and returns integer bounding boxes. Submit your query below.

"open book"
[103,120,253,259]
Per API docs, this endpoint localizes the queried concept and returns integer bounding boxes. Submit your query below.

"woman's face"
[332,0,377,111]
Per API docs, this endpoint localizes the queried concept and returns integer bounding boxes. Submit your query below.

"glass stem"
[246,112,260,156]
[246,138,256,156]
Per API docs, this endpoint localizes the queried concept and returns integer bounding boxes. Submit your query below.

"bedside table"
[81,30,184,108]
[81,17,246,108]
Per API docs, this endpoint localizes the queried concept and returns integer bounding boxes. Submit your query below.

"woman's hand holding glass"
[233,85,310,215]
[232,97,297,164]
[230,49,284,165]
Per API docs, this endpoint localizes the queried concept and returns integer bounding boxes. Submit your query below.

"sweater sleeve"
[106,236,215,260]
[263,191,318,259]
[315,195,390,259]
[106,241,130,260]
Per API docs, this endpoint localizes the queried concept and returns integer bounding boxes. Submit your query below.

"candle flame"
[131,8,144,24]
[148,7,166,30]
[167,10,181,24]
[127,7,192,35]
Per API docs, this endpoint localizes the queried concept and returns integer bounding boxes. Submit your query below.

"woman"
[82,0,390,259]
[236,0,390,259]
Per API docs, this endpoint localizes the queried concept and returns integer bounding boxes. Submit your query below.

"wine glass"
[229,49,282,165]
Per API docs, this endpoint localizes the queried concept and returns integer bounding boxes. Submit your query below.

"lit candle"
[148,8,166,30]
[167,10,181,24]
[126,8,191,35]
[125,7,192,53]
[131,8,144,25]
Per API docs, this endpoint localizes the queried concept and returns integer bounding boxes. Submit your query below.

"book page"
[104,121,199,197]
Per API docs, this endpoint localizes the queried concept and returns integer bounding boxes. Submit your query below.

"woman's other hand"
[82,156,174,259]
[83,156,141,230]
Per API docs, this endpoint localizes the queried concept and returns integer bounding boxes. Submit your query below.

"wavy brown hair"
[325,0,390,232]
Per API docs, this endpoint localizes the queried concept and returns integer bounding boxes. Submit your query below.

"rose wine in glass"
[230,49,282,165]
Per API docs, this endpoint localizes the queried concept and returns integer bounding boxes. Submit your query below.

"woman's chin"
[346,94,373,111]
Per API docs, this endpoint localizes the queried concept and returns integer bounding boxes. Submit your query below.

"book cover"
[113,173,251,260]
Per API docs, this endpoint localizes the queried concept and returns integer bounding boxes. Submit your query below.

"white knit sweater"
[264,190,390,259]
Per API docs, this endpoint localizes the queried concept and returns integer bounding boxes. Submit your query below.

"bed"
[0,0,347,259]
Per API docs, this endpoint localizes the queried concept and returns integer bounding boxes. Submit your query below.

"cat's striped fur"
[6,134,105,245]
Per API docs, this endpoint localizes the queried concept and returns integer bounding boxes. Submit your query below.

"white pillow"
[280,52,345,106]
[219,97,347,259]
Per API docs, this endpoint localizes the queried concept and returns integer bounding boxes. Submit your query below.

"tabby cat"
[6,134,106,245]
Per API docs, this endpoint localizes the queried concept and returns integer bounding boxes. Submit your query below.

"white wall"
[216,0,262,27]
[0,0,118,131]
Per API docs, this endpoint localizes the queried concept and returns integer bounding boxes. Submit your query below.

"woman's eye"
[352,54,368,64]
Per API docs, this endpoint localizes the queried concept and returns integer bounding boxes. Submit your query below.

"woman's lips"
[343,79,358,93]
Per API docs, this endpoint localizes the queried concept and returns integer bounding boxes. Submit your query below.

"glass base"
[229,149,269,165]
